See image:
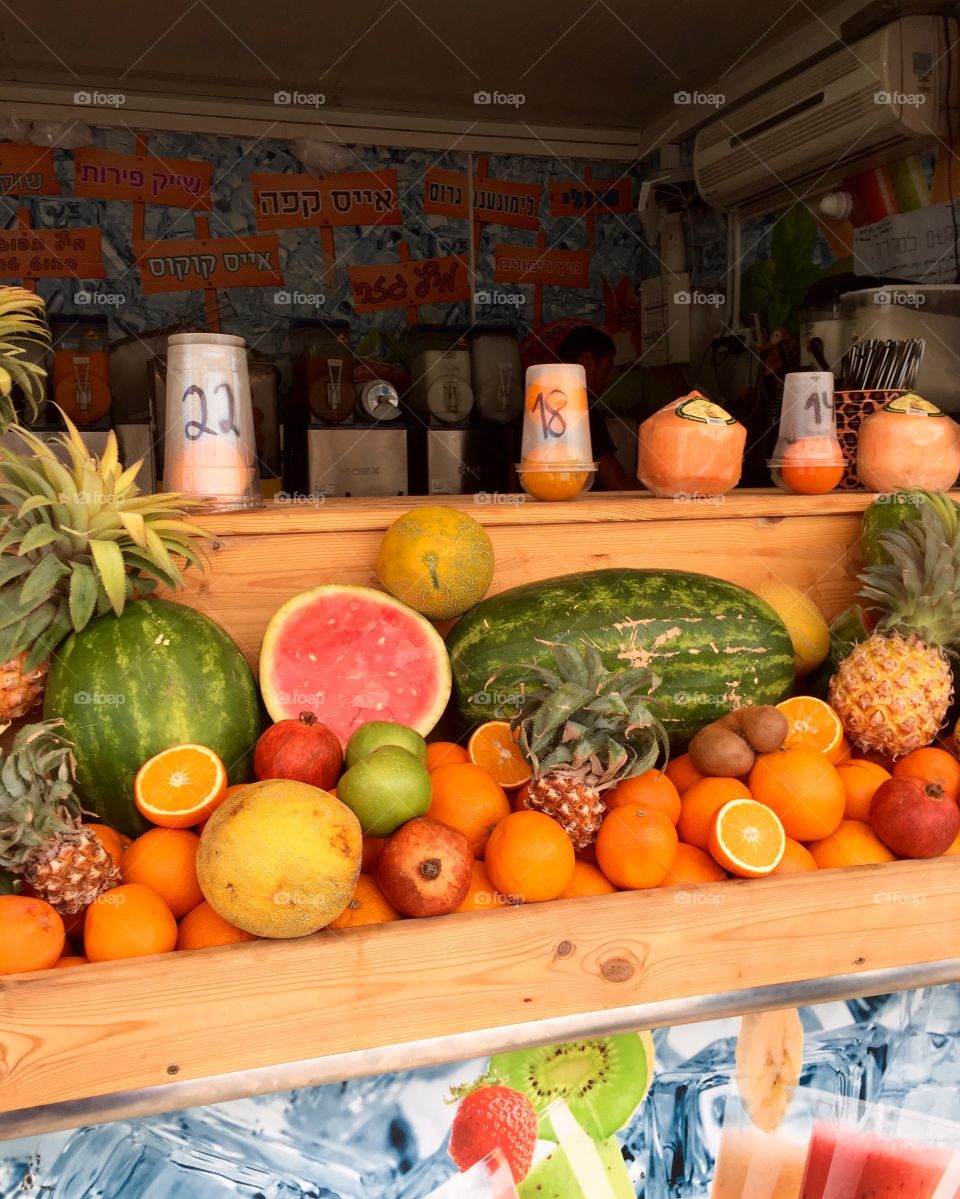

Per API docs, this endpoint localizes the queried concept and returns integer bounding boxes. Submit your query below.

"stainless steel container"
[408,426,514,495]
[307,426,408,497]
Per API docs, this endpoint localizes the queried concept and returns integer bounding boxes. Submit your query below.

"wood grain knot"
[601,956,635,982]
[853,956,866,966]
[556,940,574,958]
[166,1065,180,1075]
[211,541,224,551]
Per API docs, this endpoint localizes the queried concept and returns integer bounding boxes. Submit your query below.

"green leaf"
[0,556,31,586]
[770,204,817,284]
[23,598,72,670]
[68,562,98,631]
[90,539,126,615]
[17,524,62,555]
[546,643,589,687]
[739,260,778,325]
[19,555,69,608]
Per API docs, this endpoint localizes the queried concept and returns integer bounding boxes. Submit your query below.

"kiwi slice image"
[490,1031,654,1141]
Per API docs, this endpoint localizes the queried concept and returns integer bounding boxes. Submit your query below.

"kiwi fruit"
[689,724,755,777]
[489,1032,653,1141]
[739,706,789,754]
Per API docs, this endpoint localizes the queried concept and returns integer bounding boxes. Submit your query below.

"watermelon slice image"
[259,584,452,744]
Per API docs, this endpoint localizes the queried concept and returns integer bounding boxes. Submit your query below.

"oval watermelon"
[43,599,261,837]
[447,569,795,748]
[259,584,452,745]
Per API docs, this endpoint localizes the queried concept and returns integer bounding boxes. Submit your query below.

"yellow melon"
[377,506,495,620]
[196,780,362,937]
[752,583,830,677]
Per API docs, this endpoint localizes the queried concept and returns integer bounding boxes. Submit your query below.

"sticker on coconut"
[883,393,944,416]
[675,394,736,425]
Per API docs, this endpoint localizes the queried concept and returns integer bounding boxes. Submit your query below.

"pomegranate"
[869,775,960,858]
[253,712,343,790]
[376,818,472,917]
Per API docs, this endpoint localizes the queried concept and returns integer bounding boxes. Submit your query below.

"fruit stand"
[4,488,960,1143]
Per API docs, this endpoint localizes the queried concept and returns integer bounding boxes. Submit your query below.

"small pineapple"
[0,720,119,913]
[0,286,50,432]
[498,643,668,847]
[830,502,960,758]
[0,413,208,723]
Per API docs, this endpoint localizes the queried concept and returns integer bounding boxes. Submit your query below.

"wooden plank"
[3,857,959,1114]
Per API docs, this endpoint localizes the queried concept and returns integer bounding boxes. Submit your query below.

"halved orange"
[467,720,531,789]
[134,744,227,828]
[708,798,785,878]
[776,696,843,758]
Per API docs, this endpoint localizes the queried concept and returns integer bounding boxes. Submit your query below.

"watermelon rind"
[446,569,794,749]
[259,584,452,740]
[43,599,261,838]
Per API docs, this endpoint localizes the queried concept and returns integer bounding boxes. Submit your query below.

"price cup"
[162,333,262,510]
[520,363,593,465]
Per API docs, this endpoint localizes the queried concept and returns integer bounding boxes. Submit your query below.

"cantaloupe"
[638,392,746,497]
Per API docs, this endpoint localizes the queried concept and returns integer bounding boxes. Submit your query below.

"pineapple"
[0,720,119,913]
[830,503,960,758]
[0,413,208,723]
[499,642,668,847]
[0,286,50,432]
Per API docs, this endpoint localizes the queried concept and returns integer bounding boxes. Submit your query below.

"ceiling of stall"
[0,0,865,149]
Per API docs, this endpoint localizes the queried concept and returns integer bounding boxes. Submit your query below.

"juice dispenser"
[469,326,523,425]
[51,315,112,426]
[408,325,474,424]
[290,320,357,424]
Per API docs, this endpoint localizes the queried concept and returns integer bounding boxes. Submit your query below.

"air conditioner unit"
[694,16,954,216]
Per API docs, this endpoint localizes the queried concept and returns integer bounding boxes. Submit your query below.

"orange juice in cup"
[518,364,596,501]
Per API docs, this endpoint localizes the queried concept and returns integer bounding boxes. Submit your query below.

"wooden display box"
[4,490,960,1133]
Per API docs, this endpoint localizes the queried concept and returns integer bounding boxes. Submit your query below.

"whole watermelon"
[860,490,960,566]
[43,599,261,837]
[447,569,795,749]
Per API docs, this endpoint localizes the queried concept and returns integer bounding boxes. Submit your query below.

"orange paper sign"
[0,144,59,197]
[0,228,103,279]
[74,148,212,208]
[423,168,540,229]
[133,235,283,293]
[252,170,401,228]
[494,244,591,288]
[549,178,633,216]
[349,254,470,313]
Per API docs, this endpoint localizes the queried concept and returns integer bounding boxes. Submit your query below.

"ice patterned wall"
[8,127,653,366]
[3,983,958,1198]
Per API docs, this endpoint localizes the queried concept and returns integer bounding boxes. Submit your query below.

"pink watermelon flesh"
[260,587,451,745]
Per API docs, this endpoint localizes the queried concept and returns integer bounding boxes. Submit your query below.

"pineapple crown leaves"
[491,641,669,791]
[0,719,86,869]
[0,287,51,433]
[859,502,960,649]
[0,409,210,670]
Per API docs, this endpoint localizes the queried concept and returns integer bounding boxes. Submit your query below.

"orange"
[893,747,960,801]
[708,798,785,878]
[456,860,506,912]
[54,955,89,968]
[749,749,845,842]
[559,860,618,898]
[120,828,204,919]
[606,770,681,824]
[361,837,387,872]
[776,697,843,758]
[428,762,511,857]
[84,883,178,962]
[774,838,818,874]
[946,830,960,856]
[177,901,257,950]
[677,777,752,850]
[778,438,844,495]
[660,842,725,885]
[134,744,227,828]
[328,875,401,929]
[511,782,530,813]
[829,735,852,765]
[485,810,575,902]
[665,753,704,796]
[806,819,897,869]
[836,759,891,822]
[426,741,469,771]
[595,805,678,890]
[467,721,531,788]
[86,823,131,868]
[0,896,65,975]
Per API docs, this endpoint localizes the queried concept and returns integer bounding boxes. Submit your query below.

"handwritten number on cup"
[531,389,568,439]
[182,383,240,441]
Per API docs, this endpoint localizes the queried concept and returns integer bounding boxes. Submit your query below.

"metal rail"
[4,958,960,1140]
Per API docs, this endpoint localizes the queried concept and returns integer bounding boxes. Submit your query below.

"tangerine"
[177,900,257,949]
[708,798,785,878]
[120,828,204,919]
[426,741,469,771]
[86,823,131,868]
[776,697,843,757]
[328,875,401,929]
[595,805,678,890]
[134,743,227,828]
[468,721,532,788]
[893,747,960,801]
[749,749,845,841]
[484,811,575,902]
[677,777,752,850]
[665,753,704,795]
[606,770,681,824]
[428,762,511,857]
[559,860,618,898]
[0,895,65,975]
[54,954,89,968]
[456,860,507,912]
[806,819,897,869]
[660,842,726,885]
[773,838,818,874]
[511,782,530,813]
[778,437,844,495]
[835,759,891,822]
[84,883,178,962]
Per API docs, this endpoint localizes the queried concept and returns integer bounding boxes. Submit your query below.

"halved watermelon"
[259,584,452,744]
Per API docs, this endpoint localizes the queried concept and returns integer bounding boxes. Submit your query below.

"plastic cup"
[769,372,843,495]
[426,1150,519,1198]
[518,363,596,500]
[711,1091,812,1199]
[162,333,262,510]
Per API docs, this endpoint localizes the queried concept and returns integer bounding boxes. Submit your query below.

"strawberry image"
[448,1083,538,1182]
